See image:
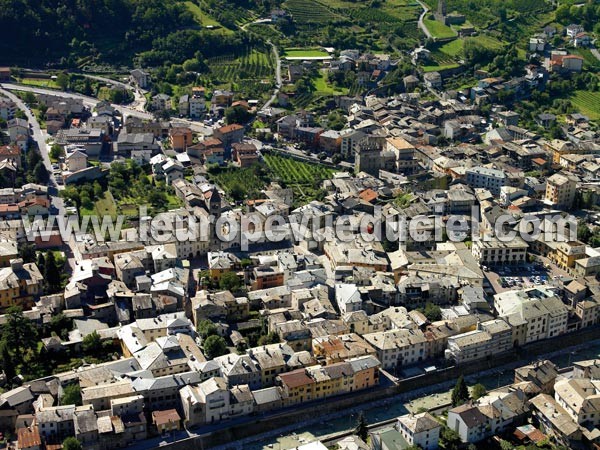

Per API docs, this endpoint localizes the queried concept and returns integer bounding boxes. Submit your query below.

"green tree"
[354,411,368,441]
[219,271,241,292]
[439,426,461,450]
[2,306,38,356]
[56,73,70,91]
[82,331,102,354]
[33,162,49,184]
[62,437,83,450]
[49,313,73,340]
[203,335,228,359]
[420,303,442,322]
[225,105,252,125]
[18,243,36,263]
[44,251,61,293]
[36,252,46,273]
[0,340,15,381]
[451,375,469,407]
[197,319,218,340]
[61,383,82,406]
[471,383,486,400]
[257,332,280,346]
[49,144,64,160]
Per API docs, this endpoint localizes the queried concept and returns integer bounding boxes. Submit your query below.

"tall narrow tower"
[436,0,447,22]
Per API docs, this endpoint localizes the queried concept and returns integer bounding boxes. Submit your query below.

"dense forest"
[0,0,272,67]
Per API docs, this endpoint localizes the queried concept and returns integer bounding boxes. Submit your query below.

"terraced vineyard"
[263,153,335,185]
[397,21,423,40]
[571,90,600,121]
[207,49,273,80]
[347,8,401,23]
[283,0,344,24]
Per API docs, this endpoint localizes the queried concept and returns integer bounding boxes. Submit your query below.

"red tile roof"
[278,369,314,389]
[17,426,42,448]
[152,409,181,426]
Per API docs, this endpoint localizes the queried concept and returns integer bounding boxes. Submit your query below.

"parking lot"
[484,256,569,294]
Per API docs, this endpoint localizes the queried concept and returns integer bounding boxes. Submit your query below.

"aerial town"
[0,0,599,448]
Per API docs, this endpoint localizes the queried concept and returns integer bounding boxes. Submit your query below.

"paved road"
[240,19,282,111]
[590,46,600,62]
[0,87,59,191]
[416,0,432,40]
[80,73,147,112]
[261,40,282,111]
[1,83,154,120]
[0,87,77,268]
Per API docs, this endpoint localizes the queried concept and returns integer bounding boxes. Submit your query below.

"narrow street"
[240,19,282,111]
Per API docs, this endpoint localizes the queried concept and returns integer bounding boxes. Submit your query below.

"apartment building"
[445,319,512,364]
[471,236,528,266]
[465,166,506,195]
[363,329,428,370]
[544,172,577,209]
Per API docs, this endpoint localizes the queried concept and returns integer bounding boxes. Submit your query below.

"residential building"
[544,172,577,209]
[397,412,441,450]
[471,236,528,266]
[363,329,427,371]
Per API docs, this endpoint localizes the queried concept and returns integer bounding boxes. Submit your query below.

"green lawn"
[423,63,460,72]
[95,191,117,219]
[284,48,331,59]
[570,90,600,121]
[423,18,456,39]
[313,70,348,95]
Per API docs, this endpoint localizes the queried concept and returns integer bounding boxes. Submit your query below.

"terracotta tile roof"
[217,123,244,134]
[17,426,42,448]
[278,368,314,388]
[152,409,181,426]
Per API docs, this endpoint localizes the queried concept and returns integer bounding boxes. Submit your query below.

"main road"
[1,86,77,270]
[1,83,214,134]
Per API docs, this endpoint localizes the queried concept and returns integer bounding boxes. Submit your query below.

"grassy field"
[313,70,348,95]
[284,48,331,58]
[423,18,456,39]
[468,34,505,51]
[20,77,60,89]
[437,39,464,57]
[571,90,600,121]
[185,1,227,29]
[422,63,460,72]
[95,191,117,219]
[79,191,118,218]
[209,166,267,199]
